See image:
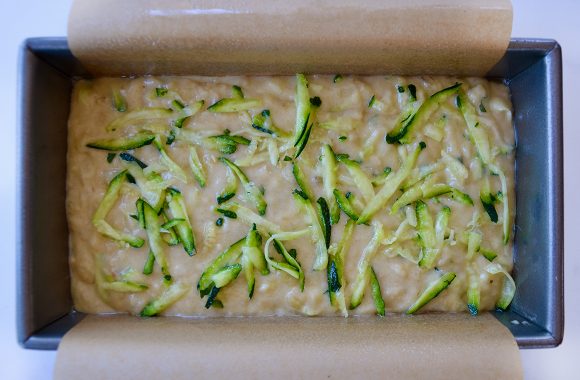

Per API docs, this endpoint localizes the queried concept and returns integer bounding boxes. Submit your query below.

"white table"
[1,1,577,378]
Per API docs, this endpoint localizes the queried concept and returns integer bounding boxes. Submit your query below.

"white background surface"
[1,1,578,378]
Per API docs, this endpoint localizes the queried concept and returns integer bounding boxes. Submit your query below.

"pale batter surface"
[67,75,515,316]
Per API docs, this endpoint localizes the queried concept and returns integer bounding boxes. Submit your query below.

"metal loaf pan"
[16,38,563,350]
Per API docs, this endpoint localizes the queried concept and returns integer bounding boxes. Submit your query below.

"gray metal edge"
[16,39,32,348]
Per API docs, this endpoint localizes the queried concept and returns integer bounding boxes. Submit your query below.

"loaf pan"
[16,38,563,349]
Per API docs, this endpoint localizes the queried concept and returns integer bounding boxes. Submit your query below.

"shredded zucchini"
[166,188,196,256]
[208,98,261,112]
[336,155,375,203]
[220,202,281,234]
[320,144,341,224]
[263,230,309,290]
[293,161,315,201]
[92,171,144,248]
[220,157,267,215]
[328,220,355,316]
[391,181,472,214]
[415,201,439,269]
[142,200,171,282]
[111,89,127,112]
[370,267,386,316]
[217,166,238,204]
[466,264,480,315]
[87,132,155,151]
[198,237,245,295]
[188,147,206,187]
[293,74,321,158]
[386,83,461,144]
[293,190,328,271]
[153,136,188,183]
[406,272,456,314]
[485,263,516,310]
[488,164,510,245]
[140,282,190,317]
[358,142,426,224]
[349,221,384,309]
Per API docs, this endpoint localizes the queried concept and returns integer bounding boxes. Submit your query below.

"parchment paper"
[61,1,520,378]
[68,0,512,76]
[54,313,522,379]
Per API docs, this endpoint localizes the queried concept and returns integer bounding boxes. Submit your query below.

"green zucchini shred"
[467,264,480,316]
[321,144,341,224]
[328,219,355,316]
[155,87,168,97]
[142,251,155,275]
[316,197,332,249]
[391,182,472,214]
[480,176,499,223]
[106,108,173,132]
[406,272,456,314]
[101,281,148,293]
[273,239,304,282]
[456,89,492,166]
[120,152,148,169]
[221,202,281,235]
[293,73,311,145]
[336,154,375,203]
[251,109,290,137]
[217,166,238,204]
[87,132,156,151]
[480,248,498,262]
[92,171,145,248]
[211,264,242,288]
[220,157,267,216]
[292,161,315,201]
[204,134,250,155]
[140,282,189,317]
[479,100,487,113]
[293,74,321,158]
[264,232,307,291]
[370,267,386,316]
[112,89,127,112]
[386,83,461,144]
[333,189,361,222]
[166,188,196,255]
[371,167,392,186]
[153,136,188,183]
[358,142,426,224]
[95,255,148,295]
[142,200,172,282]
[124,161,167,213]
[188,146,207,187]
[216,208,237,219]
[485,263,516,310]
[198,237,245,295]
[349,222,384,309]
[415,201,439,269]
[293,190,328,271]
[208,97,261,112]
[327,260,341,298]
[488,164,510,244]
[294,97,321,158]
[466,231,483,261]
[160,211,180,246]
[407,84,417,102]
[232,85,244,99]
